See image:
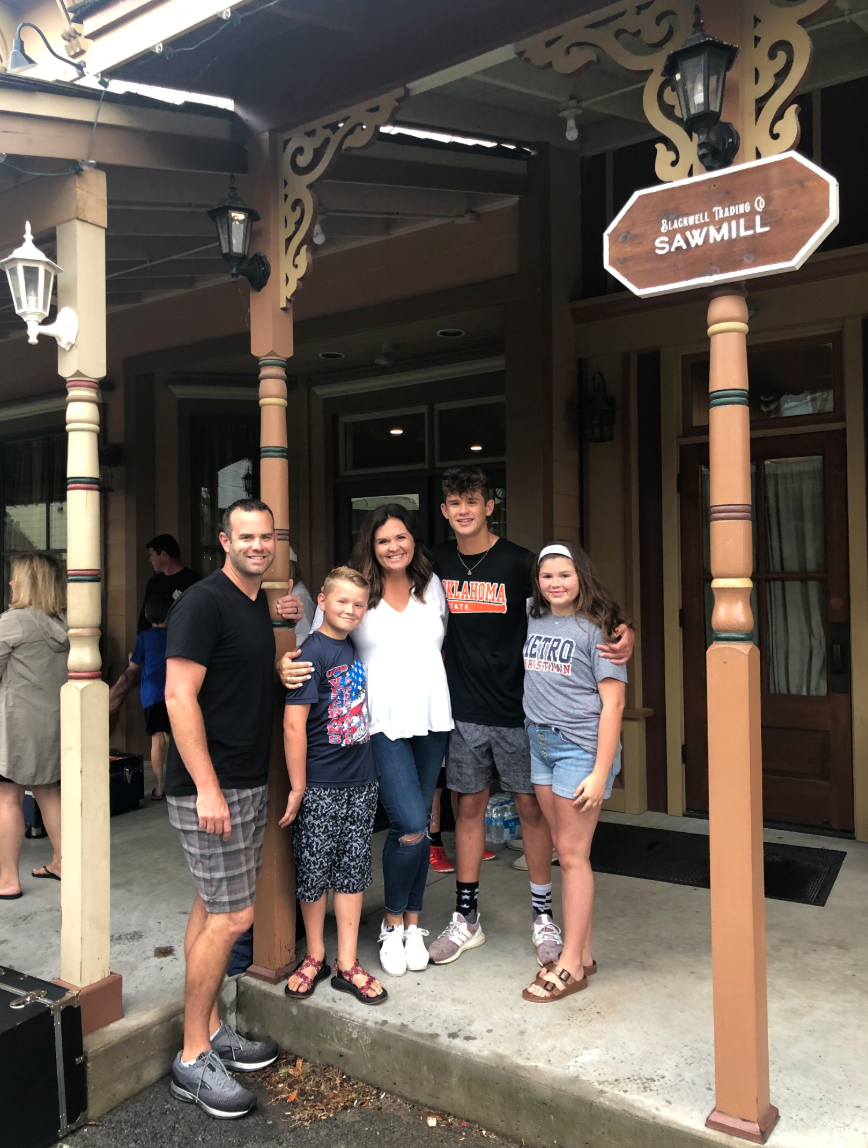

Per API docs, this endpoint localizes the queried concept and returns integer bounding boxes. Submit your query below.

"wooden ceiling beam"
[106,208,215,236]
[105,235,220,260]
[325,153,528,196]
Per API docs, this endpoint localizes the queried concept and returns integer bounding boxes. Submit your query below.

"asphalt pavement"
[66,1073,502,1148]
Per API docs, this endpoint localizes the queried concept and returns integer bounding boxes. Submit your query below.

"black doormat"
[590,822,846,906]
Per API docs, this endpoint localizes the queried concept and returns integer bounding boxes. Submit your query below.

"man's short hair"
[220,499,274,539]
[144,595,171,625]
[441,466,491,504]
[146,534,181,560]
[322,566,369,598]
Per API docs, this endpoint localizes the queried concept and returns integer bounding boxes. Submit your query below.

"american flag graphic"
[326,659,370,746]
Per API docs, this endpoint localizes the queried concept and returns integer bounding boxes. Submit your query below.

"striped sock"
[530,881,552,919]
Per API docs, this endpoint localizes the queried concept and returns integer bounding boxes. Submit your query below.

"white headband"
[538,544,573,563]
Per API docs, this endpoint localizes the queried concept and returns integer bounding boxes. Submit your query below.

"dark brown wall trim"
[637,350,668,812]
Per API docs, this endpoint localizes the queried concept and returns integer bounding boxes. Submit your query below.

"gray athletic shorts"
[168,785,268,914]
[446,722,533,795]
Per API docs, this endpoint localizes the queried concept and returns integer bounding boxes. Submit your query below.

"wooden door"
[681,430,854,831]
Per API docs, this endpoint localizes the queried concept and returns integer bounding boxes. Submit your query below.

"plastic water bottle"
[503,800,520,843]
[491,803,506,845]
[484,797,496,846]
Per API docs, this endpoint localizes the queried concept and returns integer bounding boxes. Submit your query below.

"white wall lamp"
[0,223,79,350]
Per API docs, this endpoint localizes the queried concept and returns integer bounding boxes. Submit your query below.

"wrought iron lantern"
[0,222,79,350]
[662,5,739,172]
[581,371,617,443]
[207,183,271,291]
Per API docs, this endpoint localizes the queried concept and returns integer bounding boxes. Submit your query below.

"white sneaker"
[428,912,486,965]
[378,922,407,977]
[403,925,430,971]
[532,914,564,967]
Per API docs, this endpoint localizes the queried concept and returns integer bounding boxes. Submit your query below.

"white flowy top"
[310,575,453,740]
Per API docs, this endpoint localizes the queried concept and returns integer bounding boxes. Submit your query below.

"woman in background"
[0,554,69,899]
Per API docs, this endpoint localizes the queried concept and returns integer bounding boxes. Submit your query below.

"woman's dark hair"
[530,540,632,641]
[348,504,432,609]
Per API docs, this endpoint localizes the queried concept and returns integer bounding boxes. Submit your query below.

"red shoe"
[429,845,455,873]
[482,849,496,861]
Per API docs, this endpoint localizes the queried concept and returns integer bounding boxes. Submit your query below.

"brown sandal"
[284,953,329,999]
[522,964,587,1003]
[331,960,388,1006]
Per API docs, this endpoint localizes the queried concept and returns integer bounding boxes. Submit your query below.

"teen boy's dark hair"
[441,466,491,503]
[146,534,181,560]
[144,595,171,626]
[220,498,274,539]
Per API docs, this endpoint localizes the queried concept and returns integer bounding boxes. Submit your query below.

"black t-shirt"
[432,537,534,728]
[164,569,275,797]
[138,567,201,631]
[285,631,377,788]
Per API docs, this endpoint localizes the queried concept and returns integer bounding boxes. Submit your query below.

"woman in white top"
[288,504,452,977]
[288,550,316,645]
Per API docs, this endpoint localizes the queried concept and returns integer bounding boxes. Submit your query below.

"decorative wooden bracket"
[278,88,404,307]
[517,0,833,182]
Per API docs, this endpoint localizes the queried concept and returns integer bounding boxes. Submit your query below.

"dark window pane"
[767,581,827,696]
[764,457,824,573]
[49,434,66,551]
[192,416,259,575]
[4,439,47,552]
[437,401,505,465]
[344,412,426,472]
[690,342,835,427]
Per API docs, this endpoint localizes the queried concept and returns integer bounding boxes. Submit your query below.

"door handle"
[832,644,844,676]
[829,621,850,693]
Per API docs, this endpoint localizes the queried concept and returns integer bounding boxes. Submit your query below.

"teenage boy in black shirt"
[138,534,200,631]
[426,467,633,966]
[164,500,279,1119]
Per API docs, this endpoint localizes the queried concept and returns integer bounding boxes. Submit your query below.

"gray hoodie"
[0,607,70,785]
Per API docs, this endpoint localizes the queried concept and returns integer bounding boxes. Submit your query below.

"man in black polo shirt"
[138,534,200,631]
[164,499,279,1120]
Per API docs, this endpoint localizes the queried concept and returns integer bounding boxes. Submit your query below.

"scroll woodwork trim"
[517,0,835,182]
[278,88,404,307]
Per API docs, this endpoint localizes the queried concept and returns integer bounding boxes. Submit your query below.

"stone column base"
[706,1105,780,1143]
[55,972,123,1036]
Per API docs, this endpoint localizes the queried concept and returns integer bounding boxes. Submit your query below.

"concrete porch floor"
[1,769,866,1146]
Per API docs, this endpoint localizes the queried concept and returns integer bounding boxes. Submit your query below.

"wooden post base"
[54,972,123,1036]
[246,961,296,985]
[706,1105,780,1143]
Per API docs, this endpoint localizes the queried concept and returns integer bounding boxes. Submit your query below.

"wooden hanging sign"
[604,152,838,298]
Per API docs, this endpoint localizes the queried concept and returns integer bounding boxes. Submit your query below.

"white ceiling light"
[319,350,344,360]
[390,428,404,436]
[559,100,582,143]
[437,328,465,339]
[470,444,483,452]
[312,222,326,246]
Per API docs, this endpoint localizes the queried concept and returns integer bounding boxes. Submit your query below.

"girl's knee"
[397,829,427,848]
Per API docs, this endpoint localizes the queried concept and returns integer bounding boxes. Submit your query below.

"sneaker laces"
[404,927,429,937]
[218,1025,245,1059]
[378,924,402,944]
[194,1050,233,1101]
[534,917,562,943]
[440,915,470,943]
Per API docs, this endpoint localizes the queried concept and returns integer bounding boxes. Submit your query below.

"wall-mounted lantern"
[0,223,79,350]
[662,5,739,172]
[207,183,271,291]
[581,371,617,443]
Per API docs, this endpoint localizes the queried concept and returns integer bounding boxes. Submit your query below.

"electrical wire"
[171,0,286,55]
[1,71,107,178]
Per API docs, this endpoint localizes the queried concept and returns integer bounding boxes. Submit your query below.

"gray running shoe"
[532,914,564,967]
[211,1022,279,1072]
[428,912,485,965]
[170,1050,256,1118]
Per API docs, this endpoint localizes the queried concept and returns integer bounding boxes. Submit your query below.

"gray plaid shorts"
[446,721,533,795]
[168,786,269,914]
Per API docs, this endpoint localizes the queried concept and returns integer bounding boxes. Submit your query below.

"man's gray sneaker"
[211,1022,279,1072]
[170,1050,256,1118]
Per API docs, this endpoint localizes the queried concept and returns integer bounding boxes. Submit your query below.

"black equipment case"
[109,750,144,814]
[0,966,87,1148]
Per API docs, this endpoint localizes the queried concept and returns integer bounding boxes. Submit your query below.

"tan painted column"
[53,200,123,1033]
[703,290,777,1143]
[246,132,297,982]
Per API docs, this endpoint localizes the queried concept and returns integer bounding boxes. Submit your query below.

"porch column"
[54,202,123,1033]
[247,131,297,981]
[704,290,777,1142]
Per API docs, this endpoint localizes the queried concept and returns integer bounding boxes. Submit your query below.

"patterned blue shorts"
[291,782,378,902]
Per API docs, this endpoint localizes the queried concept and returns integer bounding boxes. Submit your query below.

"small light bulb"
[390,428,403,436]
[470,444,483,452]
[565,116,579,143]
[312,222,325,245]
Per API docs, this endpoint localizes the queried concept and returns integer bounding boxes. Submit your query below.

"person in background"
[138,534,200,631]
[522,543,628,1003]
[289,549,316,645]
[429,778,497,873]
[282,567,386,1005]
[0,554,69,898]
[126,594,171,801]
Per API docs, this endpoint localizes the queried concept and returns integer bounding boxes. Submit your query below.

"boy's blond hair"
[11,553,66,617]
[321,565,369,598]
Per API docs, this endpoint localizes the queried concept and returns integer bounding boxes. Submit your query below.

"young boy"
[280,567,386,1006]
[129,594,172,800]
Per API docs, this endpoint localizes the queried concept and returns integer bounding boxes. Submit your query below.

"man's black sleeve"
[137,574,157,632]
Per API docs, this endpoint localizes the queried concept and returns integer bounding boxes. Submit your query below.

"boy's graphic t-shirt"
[432,538,535,728]
[131,626,168,709]
[522,609,627,754]
[285,630,378,788]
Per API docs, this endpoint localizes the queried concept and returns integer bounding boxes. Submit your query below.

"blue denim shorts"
[527,723,621,801]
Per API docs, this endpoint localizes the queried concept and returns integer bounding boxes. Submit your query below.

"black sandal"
[331,960,388,1006]
[285,953,329,999]
[151,789,165,802]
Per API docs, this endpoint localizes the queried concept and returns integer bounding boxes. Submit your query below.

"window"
[435,398,506,466]
[683,336,841,434]
[190,414,259,576]
[1,432,67,608]
[340,409,428,475]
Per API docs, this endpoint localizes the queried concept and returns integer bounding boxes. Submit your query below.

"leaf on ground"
[262,1053,378,1128]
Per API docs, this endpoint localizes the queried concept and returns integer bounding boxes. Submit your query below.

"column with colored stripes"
[249,357,297,980]
[704,287,777,1141]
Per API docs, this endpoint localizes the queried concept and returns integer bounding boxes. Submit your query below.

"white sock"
[181,1055,199,1067]
[210,1025,222,1041]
